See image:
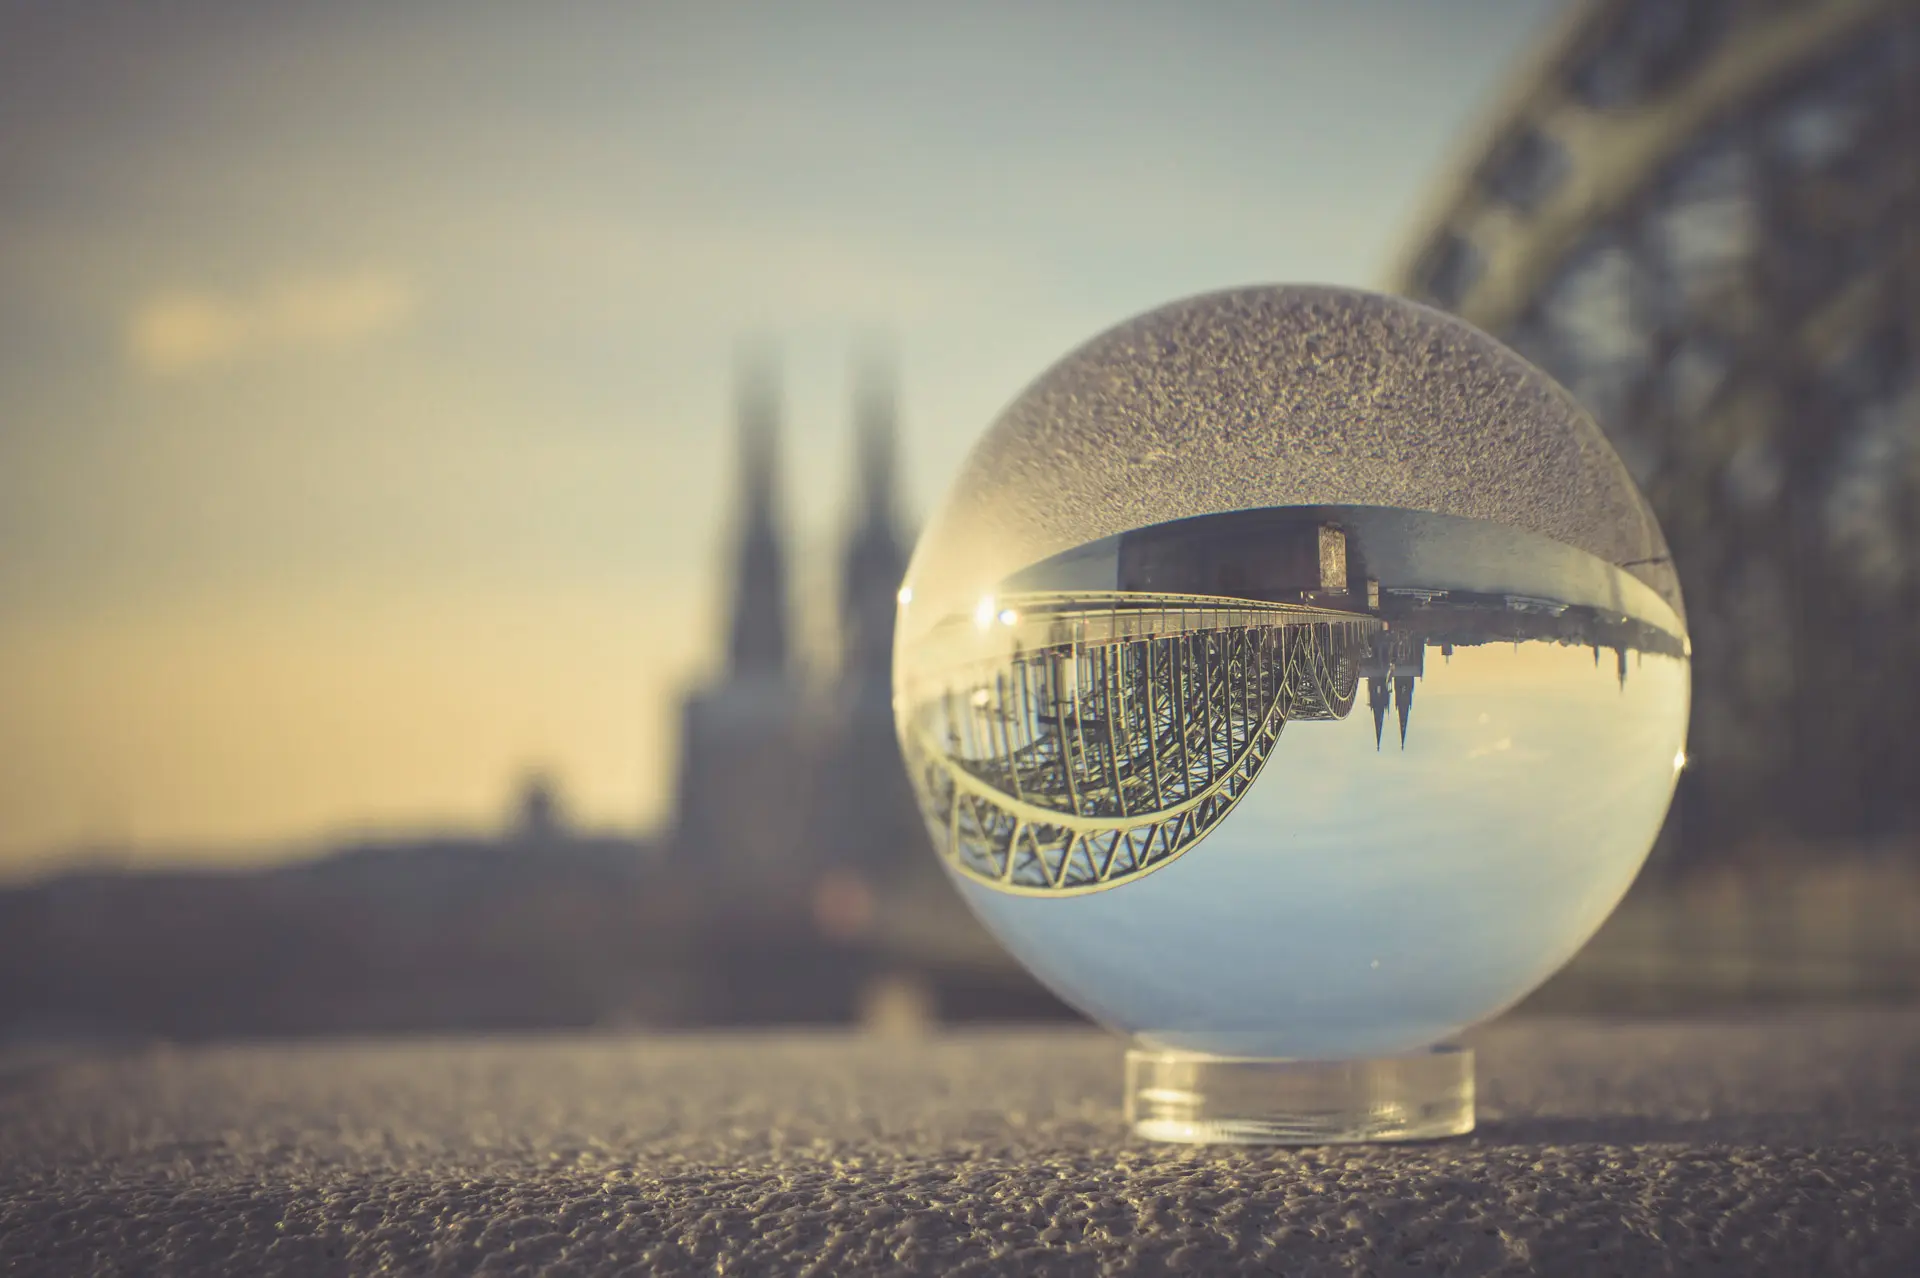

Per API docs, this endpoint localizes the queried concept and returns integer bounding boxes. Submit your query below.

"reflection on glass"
[905,597,1373,893]
[896,505,1690,1058]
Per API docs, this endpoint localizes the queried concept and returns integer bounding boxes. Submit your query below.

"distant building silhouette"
[808,352,932,888]
[1361,625,1425,751]
[512,770,565,843]
[672,345,931,888]
[672,346,813,879]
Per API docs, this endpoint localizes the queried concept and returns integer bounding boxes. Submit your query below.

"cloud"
[127,270,416,376]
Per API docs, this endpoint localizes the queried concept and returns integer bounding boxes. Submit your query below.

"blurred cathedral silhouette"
[673,346,931,889]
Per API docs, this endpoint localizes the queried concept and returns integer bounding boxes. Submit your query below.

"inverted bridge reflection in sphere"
[902,593,1376,896]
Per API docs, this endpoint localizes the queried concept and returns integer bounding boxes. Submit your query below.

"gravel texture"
[907,286,1684,627]
[4,1012,1918,1275]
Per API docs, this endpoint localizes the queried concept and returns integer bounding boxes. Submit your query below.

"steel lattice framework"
[1396,0,1920,844]
[903,594,1373,895]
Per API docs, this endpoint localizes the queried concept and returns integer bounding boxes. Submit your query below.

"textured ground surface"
[4,1012,1918,1276]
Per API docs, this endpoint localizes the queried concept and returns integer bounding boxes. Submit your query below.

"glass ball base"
[1124,1041,1474,1145]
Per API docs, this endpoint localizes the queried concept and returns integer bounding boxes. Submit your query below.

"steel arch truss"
[1395,0,1920,833]
[904,594,1374,896]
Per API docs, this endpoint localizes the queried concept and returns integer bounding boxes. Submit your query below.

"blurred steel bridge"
[903,592,1377,896]
[1395,0,1920,846]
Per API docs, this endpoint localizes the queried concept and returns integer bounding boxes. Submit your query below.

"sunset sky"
[0,0,1566,876]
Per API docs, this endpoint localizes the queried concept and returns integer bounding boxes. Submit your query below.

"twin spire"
[720,342,906,684]
[1367,675,1415,752]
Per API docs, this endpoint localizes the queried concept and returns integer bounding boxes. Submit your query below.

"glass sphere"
[894,286,1689,1060]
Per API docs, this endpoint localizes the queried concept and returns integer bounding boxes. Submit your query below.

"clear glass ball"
[894,286,1689,1060]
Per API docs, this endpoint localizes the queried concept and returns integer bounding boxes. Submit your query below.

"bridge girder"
[904,595,1374,895]
[1396,0,1920,842]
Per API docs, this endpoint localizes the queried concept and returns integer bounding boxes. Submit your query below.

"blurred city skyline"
[0,0,1568,875]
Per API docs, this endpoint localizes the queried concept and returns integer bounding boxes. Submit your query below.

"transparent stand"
[1124,1042,1474,1145]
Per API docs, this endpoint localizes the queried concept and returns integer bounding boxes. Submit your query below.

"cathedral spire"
[1394,674,1416,750]
[1368,675,1389,751]
[839,345,909,688]
[853,346,899,540]
[723,342,790,676]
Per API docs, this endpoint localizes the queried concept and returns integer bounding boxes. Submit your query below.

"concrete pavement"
[4,1011,1918,1275]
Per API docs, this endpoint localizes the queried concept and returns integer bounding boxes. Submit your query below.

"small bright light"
[997,608,1018,626]
[974,595,995,628]
[970,688,992,708]
[896,586,913,606]
[1673,749,1688,773]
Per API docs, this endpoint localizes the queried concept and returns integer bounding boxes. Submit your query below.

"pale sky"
[0,0,1568,876]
